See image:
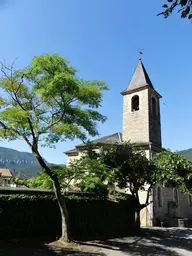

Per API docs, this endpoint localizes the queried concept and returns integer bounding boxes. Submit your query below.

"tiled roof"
[65,148,78,154]
[65,132,122,154]
[0,168,13,178]
[77,133,122,147]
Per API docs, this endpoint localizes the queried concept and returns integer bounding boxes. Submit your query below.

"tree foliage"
[78,176,108,195]
[0,54,108,242]
[28,164,86,191]
[77,142,192,229]
[78,142,156,230]
[28,171,53,190]
[0,54,107,145]
[153,150,192,193]
[76,141,156,230]
[159,0,192,19]
[100,143,156,208]
[10,175,29,188]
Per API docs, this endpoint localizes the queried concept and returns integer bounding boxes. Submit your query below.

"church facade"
[65,59,192,227]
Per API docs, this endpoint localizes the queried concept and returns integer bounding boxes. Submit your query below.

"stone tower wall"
[148,90,162,147]
[122,88,162,148]
[122,88,149,143]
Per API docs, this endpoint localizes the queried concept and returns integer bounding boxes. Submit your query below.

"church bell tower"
[121,59,162,157]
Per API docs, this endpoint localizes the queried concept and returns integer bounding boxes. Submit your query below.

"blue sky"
[0,0,192,164]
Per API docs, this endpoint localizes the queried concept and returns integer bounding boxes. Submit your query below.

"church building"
[65,59,192,227]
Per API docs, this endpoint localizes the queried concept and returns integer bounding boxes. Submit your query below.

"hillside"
[178,148,192,162]
[0,147,47,177]
[1,146,192,178]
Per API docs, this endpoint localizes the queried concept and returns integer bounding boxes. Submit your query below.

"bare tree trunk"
[32,147,70,242]
[52,177,70,242]
[132,187,153,233]
[135,209,141,233]
[133,191,141,233]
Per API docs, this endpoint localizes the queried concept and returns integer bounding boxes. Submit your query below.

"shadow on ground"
[143,228,192,253]
[78,228,192,256]
[1,228,192,256]
[0,238,106,256]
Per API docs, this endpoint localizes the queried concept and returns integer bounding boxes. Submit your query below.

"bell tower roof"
[121,59,160,96]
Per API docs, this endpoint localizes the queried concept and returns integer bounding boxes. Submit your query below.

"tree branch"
[39,97,77,135]
[0,62,37,145]
[0,120,21,137]
[140,200,153,211]
[145,185,152,205]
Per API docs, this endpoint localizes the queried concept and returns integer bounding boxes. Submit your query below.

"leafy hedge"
[0,193,135,240]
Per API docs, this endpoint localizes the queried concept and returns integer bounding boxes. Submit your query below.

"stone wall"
[139,189,153,227]
[148,89,162,147]
[122,89,149,143]
[122,88,161,149]
[153,184,192,225]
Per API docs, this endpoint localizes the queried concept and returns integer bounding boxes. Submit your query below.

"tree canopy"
[0,54,108,147]
[0,54,108,242]
[28,171,53,190]
[76,142,192,229]
[153,150,192,193]
[159,0,192,19]
[28,164,85,191]
[76,142,156,229]
[100,143,156,207]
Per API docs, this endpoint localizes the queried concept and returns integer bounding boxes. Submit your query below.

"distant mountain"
[1,146,192,179]
[0,147,48,178]
[178,148,192,162]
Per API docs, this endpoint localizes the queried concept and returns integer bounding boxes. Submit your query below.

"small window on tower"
[152,97,156,118]
[132,95,139,112]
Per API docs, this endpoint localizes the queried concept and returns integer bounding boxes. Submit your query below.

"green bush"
[78,177,109,196]
[0,192,135,240]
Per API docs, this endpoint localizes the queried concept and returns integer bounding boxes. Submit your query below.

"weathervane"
[137,49,144,59]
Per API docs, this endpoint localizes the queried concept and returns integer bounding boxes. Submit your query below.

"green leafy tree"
[75,142,111,186]
[28,164,86,191]
[0,54,107,242]
[28,172,53,190]
[77,142,156,229]
[78,176,108,195]
[77,143,192,230]
[99,142,156,230]
[102,145,192,229]
[68,141,110,196]
[10,175,29,188]
[159,0,192,19]
[153,150,192,193]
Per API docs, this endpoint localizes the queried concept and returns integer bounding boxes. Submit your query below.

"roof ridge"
[140,60,153,88]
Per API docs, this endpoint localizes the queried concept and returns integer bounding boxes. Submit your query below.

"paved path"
[82,227,192,256]
[0,228,192,256]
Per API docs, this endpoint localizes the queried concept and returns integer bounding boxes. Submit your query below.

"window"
[189,195,192,207]
[157,186,162,207]
[132,95,139,112]
[173,188,178,203]
[152,97,156,118]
